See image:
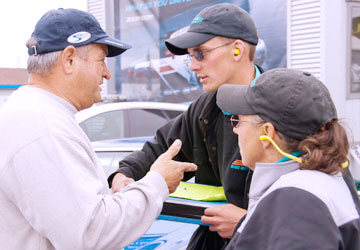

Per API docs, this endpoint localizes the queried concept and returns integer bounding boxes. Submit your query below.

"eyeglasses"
[187,41,234,62]
[230,115,262,128]
[230,115,241,128]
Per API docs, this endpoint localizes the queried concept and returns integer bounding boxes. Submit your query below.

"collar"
[248,160,300,212]
[199,91,218,123]
[250,64,261,87]
[23,85,78,114]
[276,151,303,163]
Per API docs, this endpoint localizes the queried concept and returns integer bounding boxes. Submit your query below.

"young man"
[0,8,196,250]
[109,3,262,248]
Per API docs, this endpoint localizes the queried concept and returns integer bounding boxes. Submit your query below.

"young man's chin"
[203,83,218,93]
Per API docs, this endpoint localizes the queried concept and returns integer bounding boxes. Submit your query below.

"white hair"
[26,37,91,77]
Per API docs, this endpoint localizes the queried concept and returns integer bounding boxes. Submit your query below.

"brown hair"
[248,44,256,62]
[280,119,349,174]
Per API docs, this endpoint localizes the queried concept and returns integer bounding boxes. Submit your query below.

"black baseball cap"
[165,3,258,55]
[28,8,131,57]
[217,68,338,140]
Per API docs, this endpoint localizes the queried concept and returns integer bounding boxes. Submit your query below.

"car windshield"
[79,108,183,141]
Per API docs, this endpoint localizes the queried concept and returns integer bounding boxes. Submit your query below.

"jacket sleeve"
[0,135,169,250]
[227,187,341,250]
[108,95,208,184]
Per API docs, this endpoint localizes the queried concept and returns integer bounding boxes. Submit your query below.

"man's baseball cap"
[217,68,337,140]
[28,8,131,57]
[165,3,258,55]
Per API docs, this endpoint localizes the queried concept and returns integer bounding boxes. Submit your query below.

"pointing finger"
[180,162,197,172]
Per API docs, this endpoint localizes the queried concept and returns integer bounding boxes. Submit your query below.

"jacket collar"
[248,161,300,211]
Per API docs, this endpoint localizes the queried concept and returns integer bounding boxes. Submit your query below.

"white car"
[76,101,188,142]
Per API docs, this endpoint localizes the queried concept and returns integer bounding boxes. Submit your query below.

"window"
[348,1,360,98]
[79,110,125,141]
[125,109,182,137]
[79,108,183,141]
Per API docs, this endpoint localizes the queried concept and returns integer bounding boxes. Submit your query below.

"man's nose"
[103,64,111,80]
[189,56,201,71]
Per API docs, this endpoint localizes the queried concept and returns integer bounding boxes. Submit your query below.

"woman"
[217,68,360,250]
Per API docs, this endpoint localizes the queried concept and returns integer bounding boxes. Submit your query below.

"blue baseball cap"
[28,8,131,57]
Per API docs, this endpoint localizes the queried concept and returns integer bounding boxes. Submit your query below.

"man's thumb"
[164,139,182,159]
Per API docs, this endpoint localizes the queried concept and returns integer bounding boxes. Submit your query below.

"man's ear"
[233,39,245,61]
[61,46,77,74]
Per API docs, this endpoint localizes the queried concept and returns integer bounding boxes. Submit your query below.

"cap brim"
[165,32,215,55]
[217,84,255,115]
[95,37,132,57]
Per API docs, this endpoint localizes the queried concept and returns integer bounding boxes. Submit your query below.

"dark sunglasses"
[187,41,234,62]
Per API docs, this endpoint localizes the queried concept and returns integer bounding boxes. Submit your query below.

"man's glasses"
[187,41,234,62]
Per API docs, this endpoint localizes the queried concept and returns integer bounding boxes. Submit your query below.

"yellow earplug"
[234,49,240,55]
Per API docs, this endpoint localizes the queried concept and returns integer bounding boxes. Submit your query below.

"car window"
[125,109,182,138]
[79,110,125,141]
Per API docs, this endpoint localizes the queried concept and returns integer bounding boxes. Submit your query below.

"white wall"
[322,0,360,144]
[288,0,360,144]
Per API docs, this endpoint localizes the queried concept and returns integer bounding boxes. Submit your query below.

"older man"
[0,8,196,250]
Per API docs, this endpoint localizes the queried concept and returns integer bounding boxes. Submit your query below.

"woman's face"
[232,115,264,170]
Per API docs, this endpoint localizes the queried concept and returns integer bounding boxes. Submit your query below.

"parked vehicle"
[91,137,198,249]
[91,136,152,178]
[76,102,188,142]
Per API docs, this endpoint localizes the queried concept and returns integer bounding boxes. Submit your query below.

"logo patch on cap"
[192,16,203,23]
[67,31,91,44]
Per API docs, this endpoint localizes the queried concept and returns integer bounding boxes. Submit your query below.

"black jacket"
[108,90,252,208]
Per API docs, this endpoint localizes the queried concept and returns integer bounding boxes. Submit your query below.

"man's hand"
[201,204,247,239]
[111,173,135,193]
[150,139,197,193]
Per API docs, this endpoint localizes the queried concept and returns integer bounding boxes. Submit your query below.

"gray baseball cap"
[217,68,337,140]
[165,3,258,55]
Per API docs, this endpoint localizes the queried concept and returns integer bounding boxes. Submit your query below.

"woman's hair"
[250,115,349,174]
[278,119,349,174]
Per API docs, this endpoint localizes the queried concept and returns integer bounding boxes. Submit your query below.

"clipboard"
[159,182,227,225]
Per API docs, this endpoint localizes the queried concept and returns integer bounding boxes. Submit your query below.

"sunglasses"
[187,41,234,62]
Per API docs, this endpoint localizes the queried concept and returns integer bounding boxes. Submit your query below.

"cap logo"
[192,17,203,23]
[67,31,92,44]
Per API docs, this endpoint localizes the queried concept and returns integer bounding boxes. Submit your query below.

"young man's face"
[187,37,237,93]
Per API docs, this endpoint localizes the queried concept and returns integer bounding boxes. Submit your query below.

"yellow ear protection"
[234,49,240,55]
[259,135,349,168]
[259,135,302,163]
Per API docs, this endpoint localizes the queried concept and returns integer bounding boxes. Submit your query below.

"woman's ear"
[259,122,276,149]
